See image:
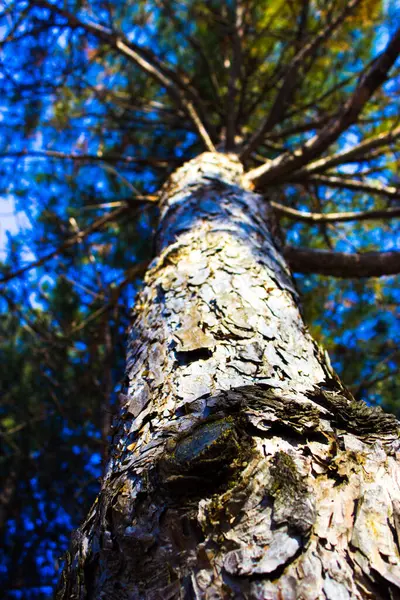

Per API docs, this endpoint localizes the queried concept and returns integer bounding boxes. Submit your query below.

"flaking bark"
[58,153,400,600]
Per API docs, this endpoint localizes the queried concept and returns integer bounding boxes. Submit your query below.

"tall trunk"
[58,153,400,599]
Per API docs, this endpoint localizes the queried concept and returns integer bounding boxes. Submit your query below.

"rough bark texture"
[58,153,400,600]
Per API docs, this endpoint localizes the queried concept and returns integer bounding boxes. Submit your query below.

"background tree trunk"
[58,153,400,599]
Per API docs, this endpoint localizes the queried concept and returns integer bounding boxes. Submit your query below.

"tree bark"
[58,153,400,599]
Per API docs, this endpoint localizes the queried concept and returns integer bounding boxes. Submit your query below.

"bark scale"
[58,153,400,599]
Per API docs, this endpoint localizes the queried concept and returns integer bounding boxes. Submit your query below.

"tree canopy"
[0,0,399,597]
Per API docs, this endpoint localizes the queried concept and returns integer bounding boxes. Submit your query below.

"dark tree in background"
[0,0,400,598]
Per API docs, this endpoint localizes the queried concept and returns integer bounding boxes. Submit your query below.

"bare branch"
[298,174,400,201]
[115,39,216,152]
[245,26,400,187]
[0,149,180,168]
[296,124,400,176]
[284,247,400,277]
[29,0,216,152]
[271,202,400,223]
[241,0,361,160]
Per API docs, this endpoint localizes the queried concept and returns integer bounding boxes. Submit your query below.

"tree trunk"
[58,153,400,599]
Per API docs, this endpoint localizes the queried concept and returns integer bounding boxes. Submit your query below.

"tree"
[1,0,400,598]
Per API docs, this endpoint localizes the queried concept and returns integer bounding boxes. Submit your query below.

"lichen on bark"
[58,153,400,600]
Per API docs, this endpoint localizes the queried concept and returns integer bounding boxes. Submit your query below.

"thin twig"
[68,261,150,335]
[271,202,400,223]
[0,206,127,284]
[0,149,180,167]
[296,174,400,201]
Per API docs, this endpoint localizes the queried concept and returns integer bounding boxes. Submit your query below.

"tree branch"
[29,0,216,152]
[271,202,400,224]
[240,0,361,160]
[284,246,400,277]
[261,115,332,142]
[295,124,400,176]
[245,25,400,187]
[298,174,400,200]
[0,149,180,168]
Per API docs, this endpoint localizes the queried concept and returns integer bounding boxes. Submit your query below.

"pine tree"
[1,1,400,597]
